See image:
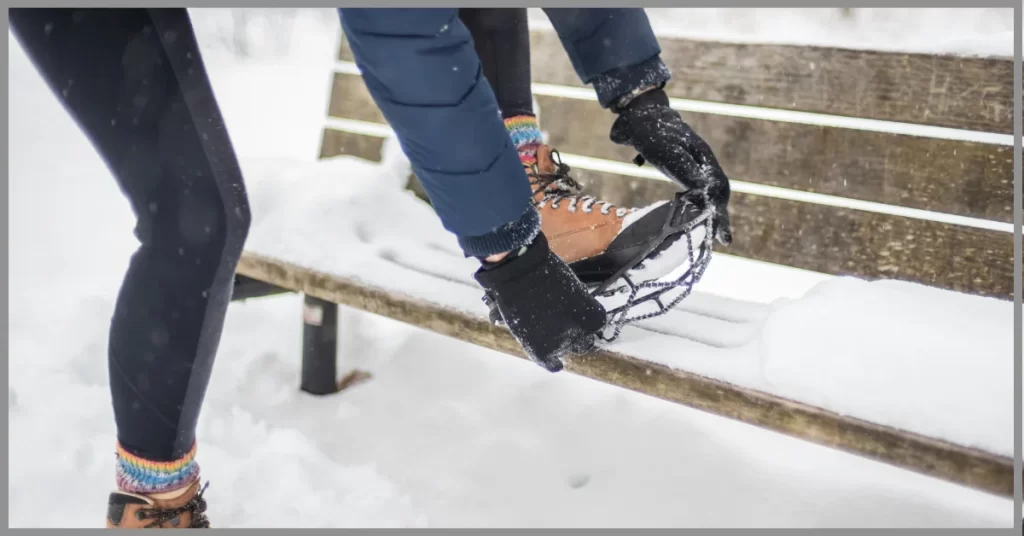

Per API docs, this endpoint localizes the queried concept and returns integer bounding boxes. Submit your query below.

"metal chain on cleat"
[596,209,715,344]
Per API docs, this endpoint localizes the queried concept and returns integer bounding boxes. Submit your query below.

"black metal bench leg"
[301,295,339,395]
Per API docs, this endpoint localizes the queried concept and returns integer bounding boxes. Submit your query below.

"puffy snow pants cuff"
[592,55,672,110]
[458,205,541,259]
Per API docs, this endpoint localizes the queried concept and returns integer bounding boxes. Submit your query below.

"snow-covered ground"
[7,8,1015,528]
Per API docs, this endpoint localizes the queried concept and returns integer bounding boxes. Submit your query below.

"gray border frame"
[2,0,1020,531]
[1013,0,1022,527]
[1,4,7,533]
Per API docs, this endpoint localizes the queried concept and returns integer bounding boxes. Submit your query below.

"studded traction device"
[592,190,713,342]
[483,146,715,343]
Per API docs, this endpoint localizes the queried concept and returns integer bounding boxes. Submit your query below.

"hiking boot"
[105,480,211,529]
[484,145,713,328]
[529,144,708,281]
[533,145,710,303]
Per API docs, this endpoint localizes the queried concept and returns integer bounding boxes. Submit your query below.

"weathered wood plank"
[319,128,384,161]
[236,251,1015,498]
[326,71,1014,222]
[528,32,1014,134]
[339,31,1013,133]
[327,72,385,124]
[318,121,1014,299]
[573,169,1013,300]
[534,94,1014,223]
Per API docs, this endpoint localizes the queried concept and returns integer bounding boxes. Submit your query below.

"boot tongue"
[535,144,556,175]
[530,145,578,200]
[144,481,203,528]
[148,482,195,502]
[528,145,557,203]
[147,481,200,510]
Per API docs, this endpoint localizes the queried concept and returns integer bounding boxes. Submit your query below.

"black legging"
[459,8,534,119]
[10,8,250,462]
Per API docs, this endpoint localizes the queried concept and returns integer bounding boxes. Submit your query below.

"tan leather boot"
[105,480,210,529]
[482,144,711,330]
[481,144,712,330]
[526,145,707,286]
[529,144,633,264]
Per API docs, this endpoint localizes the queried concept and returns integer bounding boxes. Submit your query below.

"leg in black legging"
[458,8,542,166]
[9,8,250,493]
[459,8,534,119]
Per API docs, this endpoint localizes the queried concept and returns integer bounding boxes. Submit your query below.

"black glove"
[609,88,733,245]
[475,232,606,372]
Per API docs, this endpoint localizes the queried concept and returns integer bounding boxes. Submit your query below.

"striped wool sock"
[504,115,543,167]
[115,442,200,495]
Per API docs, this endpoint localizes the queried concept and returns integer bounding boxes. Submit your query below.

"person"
[340,8,733,338]
[454,8,732,327]
[10,8,247,528]
[11,6,731,528]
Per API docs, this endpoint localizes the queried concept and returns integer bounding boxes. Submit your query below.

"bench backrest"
[320,29,1016,300]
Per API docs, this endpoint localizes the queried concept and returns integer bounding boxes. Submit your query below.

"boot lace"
[528,149,627,218]
[137,482,211,528]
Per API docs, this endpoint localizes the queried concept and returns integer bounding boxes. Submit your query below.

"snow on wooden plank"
[235,249,1014,498]
[235,154,1013,497]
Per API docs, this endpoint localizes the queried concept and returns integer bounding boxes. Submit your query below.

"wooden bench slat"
[322,126,1014,300]
[236,251,1015,498]
[573,169,1013,300]
[339,31,1014,133]
[534,94,1014,223]
[327,72,384,123]
[327,72,1014,223]
[320,127,385,161]
[323,132,1014,302]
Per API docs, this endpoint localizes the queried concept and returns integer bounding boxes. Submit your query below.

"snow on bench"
[232,154,1012,499]
[233,31,1016,499]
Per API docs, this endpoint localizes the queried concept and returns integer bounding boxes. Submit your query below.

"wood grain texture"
[524,31,1014,134]
[535,94,1014,223]
[570,169,1014,300]
[325,71,1014,222]
[319,128,384,161]
[317,121,1014,299]
[236,251,1015,498]
[328,72,385,124]
[339,31,1013,132]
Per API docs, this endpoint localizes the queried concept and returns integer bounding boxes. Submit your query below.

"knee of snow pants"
[542,8,672,108]
[339,8,538,257]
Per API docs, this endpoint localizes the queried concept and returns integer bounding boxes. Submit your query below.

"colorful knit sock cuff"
[115,442,201,495]
[504,115,543,166]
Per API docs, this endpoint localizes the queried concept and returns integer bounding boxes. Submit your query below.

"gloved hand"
[475,232,606,372]
[609,87,733,246]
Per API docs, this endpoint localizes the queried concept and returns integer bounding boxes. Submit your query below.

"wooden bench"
[232,29,1016,499]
